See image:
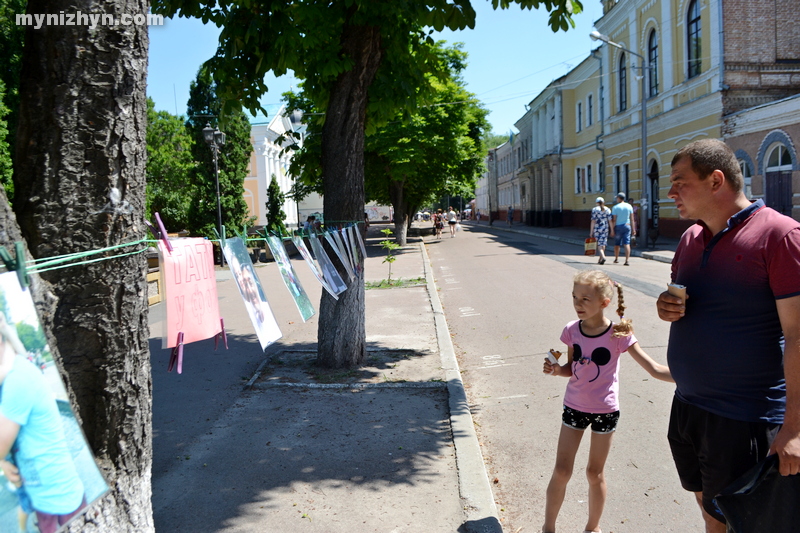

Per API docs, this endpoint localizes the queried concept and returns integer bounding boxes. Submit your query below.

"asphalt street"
[426,223,704,532]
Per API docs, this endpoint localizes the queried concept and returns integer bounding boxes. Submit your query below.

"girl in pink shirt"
[541,270,673,533]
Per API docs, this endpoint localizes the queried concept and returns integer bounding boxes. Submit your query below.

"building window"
[767,144,793,169]
[687,0,701,79]
[624,163,630,197]
[618,53,628,112]
[577,102,583,132]
[614,165,621,194]
[648,30,659,97]
[587,164,593,192]
[598,161,605,191]
[576,168,582,194]
[587,94,594,126]
[738,160,752,200]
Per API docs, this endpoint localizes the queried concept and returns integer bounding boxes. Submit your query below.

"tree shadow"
[151,335,472,532]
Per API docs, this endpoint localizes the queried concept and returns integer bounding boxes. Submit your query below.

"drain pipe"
[592,47,606,192]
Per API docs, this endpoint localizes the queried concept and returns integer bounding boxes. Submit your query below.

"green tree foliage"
[185,67,252,237]
[0,0,26,199]
[145,98,196,231]
[483,132,510,151]
[363,43,488,245]
[265,174,287,235]
[0,80,11,197]
[152,0,583,368]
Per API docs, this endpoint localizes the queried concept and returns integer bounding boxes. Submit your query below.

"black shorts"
[667,396,780,524]
[562,405,620,434]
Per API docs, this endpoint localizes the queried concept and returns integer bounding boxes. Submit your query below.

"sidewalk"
[150,226,498,533]
[457,219,679,264]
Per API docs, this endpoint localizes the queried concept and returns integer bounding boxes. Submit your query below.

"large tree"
[5,0,153,529]
[153,0,583,368]
[145,97,196,231]
[186,67,253,238]
[364,43,489,245]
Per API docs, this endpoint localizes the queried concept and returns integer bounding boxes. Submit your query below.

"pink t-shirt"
[560,320,637,413]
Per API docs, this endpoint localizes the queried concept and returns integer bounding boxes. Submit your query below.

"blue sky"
[147,0,605,135]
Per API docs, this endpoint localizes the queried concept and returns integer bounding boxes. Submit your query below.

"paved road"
[426,225,704,533]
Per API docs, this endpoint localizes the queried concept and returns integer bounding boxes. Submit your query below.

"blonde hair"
[573,270,634,337]
[0,313,27,356]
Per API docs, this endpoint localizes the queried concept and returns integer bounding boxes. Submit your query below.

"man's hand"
[0,459,21,487]
[769,425,800,476]
[657,290,686,322]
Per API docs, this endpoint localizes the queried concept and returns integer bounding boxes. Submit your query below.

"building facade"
[246,104,304,228]
[482,0,800,238]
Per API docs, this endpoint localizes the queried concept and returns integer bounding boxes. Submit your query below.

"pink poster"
[158,239,222,348]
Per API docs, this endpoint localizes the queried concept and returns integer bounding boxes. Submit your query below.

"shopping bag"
[456,223,461,232]
[714,454,800,533]
[584,238,597,256]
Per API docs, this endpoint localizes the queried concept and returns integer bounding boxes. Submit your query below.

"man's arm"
[770,294,800,476]
[0,414,21,485]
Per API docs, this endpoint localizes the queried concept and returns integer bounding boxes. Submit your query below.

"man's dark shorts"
[562,405,620,434]
[667,396,780,524]
[614,224,631,246]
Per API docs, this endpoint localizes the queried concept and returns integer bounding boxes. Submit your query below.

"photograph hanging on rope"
[157,238,222,349]
[223,237,282,350]
[291,235,338,300]
[265,235,315,322]
[0,272,109,533]
[308,234,348,296]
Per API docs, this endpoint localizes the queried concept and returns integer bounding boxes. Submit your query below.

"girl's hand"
[543,359,559,376]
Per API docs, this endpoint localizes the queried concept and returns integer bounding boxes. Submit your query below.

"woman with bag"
[589,197,613,265]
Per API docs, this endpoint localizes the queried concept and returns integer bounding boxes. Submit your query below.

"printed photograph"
[266,236,315,322]
[0,272,109,533]
[222,237,282,351]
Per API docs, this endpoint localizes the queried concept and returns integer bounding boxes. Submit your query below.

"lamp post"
[590,30,650,243]
[203,123,226,263]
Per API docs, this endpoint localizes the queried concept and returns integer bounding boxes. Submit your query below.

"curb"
[420,241,503,533]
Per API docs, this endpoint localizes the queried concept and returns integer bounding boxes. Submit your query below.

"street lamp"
[203,123,226,263]
[590,30,650,244]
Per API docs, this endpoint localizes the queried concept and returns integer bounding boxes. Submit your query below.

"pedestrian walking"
[507,205,514,226]
[656,139,800,532]
[611,193,636,265]
[447,206,458,238]
[542,270,673,533]
[433,209,444,239]
[589,197,613,265]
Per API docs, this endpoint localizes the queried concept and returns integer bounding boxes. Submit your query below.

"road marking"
[459,307,481,317]
[477,354,517,370]
[496,394,528,400]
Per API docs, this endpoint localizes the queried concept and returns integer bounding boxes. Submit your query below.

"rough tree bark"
[317,20,382,368]
[389,179,410,246]
[10,0,154,529]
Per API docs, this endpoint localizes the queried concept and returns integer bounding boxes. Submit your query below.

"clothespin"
[155,213,173,253]
[168,331,184,373]
[0,242,30,289]
[214,318,229,351]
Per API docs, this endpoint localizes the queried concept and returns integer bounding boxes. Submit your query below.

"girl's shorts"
[562,405,620,434]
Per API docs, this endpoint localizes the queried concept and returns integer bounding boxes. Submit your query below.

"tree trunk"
[317,21,382,368]
[388,179,409,246]
[12,0,154,529]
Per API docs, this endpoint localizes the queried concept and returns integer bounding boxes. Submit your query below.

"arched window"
[648,30,659,97]
[765,144,793,216]
[738,160,752,200]
[618,53,627,112]
[687,0,701,79]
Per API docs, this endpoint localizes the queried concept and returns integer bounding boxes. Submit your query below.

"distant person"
[0,313,87,533]
[507,205,514,226]
[433,209,444,239]
[611,193,636,265]
[589,197,613,265]
[542,270,672,533]
[656,139,800,532]
[447,207,458,238]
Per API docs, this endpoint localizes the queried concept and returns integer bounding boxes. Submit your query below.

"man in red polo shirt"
[657,139,800,532]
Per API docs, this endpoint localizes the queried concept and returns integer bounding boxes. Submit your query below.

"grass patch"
[365,277,427,289]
